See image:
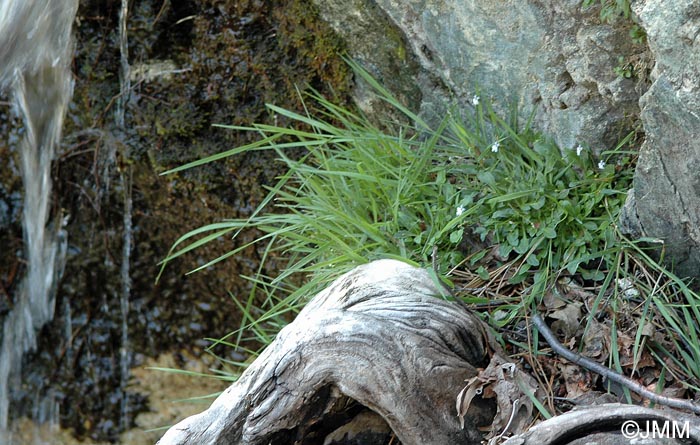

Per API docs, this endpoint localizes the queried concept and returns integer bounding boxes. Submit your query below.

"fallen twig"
[532,312,700,415]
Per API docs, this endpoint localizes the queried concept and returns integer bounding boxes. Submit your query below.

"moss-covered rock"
[2,0,353,441]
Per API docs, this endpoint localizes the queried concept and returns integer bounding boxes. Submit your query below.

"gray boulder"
[621,0,700,280]
[313,0,646,152]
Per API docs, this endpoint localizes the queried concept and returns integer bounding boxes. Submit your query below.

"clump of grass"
[160,60,631,344]
[422,100,633,332]
[160,61,700,398]
[596,238,700,388]
[159,64,468,346]
[444,106,633,280]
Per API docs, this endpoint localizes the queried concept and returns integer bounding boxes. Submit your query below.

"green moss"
[125,0,354,194]
[14,0,356,441]
[272,0,353,98]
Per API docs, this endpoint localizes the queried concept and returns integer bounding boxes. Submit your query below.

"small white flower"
[576,145,583,156]
[491,141,500,153]
[598,160,606,170]
[471,94,480,106]
[456,205,465,217]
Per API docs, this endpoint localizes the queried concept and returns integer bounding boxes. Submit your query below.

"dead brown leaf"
[456,353,541,441]
[581,319,610,361]
[542,285,566,310]
[560,364,595,399]
[659,383,687,399]
[558,277,596,302]
[549,302,582,339]
[616,329,636,368]
[456,375,486,430]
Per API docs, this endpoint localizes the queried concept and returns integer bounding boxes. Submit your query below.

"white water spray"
[116,0,133,432]
[0,0,78,435]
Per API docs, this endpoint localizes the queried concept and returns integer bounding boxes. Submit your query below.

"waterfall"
[116,0,133,432]
[0,0,78,434]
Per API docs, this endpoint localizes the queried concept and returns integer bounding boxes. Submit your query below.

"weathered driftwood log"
[502,403,700,445]
[158,259,492,445]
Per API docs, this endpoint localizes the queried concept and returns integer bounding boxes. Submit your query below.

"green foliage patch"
[160,60,632,341]
[160,61,700,395]
[582,0,631,23]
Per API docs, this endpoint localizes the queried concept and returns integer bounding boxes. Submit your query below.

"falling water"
[0,0,78,436]
[116,0,133,432]
[118,168,133,432]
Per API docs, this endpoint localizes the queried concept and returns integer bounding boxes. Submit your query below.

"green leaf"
[526,253,540,267]
[492,208,515,219]
[581,268,605,281]
[508,272,528,285]
[565,259,581,275]
[514,237,531,255]
[542,227,557,239]
[477,171,496,186]
[531,196,546,210]
[499,243,513,259]
[477,266,490,281]
[507,231,519,247]
[487,189,536,204]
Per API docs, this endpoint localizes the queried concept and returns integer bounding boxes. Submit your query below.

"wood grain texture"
[502,403,700,445]
[157,259,489,445]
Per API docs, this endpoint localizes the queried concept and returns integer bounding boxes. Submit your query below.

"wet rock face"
[622,0,700,281]
[0,110,23,318]
[1,0,352,442]
[312,0,647,152]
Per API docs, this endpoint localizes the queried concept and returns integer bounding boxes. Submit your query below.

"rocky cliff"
[313,0,700,281]
[623,0,700,280]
